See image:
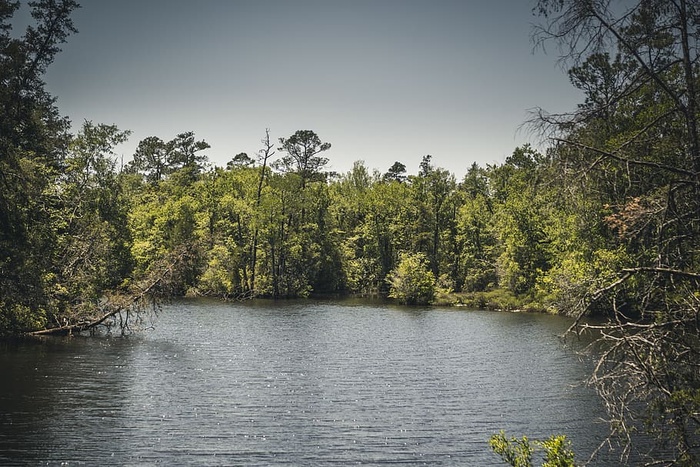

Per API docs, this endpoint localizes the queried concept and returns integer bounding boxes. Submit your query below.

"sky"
[36,0,582,178]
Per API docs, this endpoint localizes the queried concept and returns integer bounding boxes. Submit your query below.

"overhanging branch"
[554,138,695,177]
[28,246,191,337]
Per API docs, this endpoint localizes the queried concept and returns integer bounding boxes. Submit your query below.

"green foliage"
[198,245,236,297]
[227,152,254,169]
[2,6,696,464]
[127,132,209,184]
[535,247,630,313]
[540,435,576,467]
[58,122,134,296]
[0,1,141,335]
[0,303,47,337]
[121,139,577,307]
[648,388,700,466]
[490,146,553,296]
[383,161,407,182]
[534,1,700,463]
[452,289,523,311]
[387,252,436,305]
[457,164,497,292]
[129,181,206,296]
[0,2,695,466]
[276,130,331,188]
[489,432,575,467]
[489,432,534,467]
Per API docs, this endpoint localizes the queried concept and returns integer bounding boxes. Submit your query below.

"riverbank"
[434,289,552,313]
[308,288,555,314]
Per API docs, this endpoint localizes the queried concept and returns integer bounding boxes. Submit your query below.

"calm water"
[0,299,612,466]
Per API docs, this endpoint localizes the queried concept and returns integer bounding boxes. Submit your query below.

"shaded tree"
[0,0,79,335]
[489,146,552,295]
[534,0,700,463]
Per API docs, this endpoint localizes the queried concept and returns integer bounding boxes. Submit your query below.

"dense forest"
[1,0,700,465]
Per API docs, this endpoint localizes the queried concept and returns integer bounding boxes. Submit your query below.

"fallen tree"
[28,245,192,337]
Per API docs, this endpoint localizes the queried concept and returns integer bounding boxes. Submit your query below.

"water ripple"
[0,299,612,465]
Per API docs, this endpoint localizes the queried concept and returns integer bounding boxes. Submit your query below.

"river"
[0,299,613,465]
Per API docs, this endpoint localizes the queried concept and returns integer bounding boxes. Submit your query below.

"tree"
[407,156,459,282]
[360,173,412,292]
[59,121,133,289]
[226,152,254,169]
[489,146,552,295]
[128,132,210,184]
[0,1,180,337]
[276,130,331,188]
[386,252,436,305]
[330,161,382,294]
[195,165,259,298]
[129,136,169,182]
[534,1,700,463]
[168,131,210,174]
[249,129,276,294]
[0,0,79,335]
[458,163,498,292]
[383,161,407,182]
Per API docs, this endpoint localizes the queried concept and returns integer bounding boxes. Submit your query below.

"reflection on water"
[0,299,613,465]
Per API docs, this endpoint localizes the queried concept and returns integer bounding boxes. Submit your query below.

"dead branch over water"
[28,246,193,337]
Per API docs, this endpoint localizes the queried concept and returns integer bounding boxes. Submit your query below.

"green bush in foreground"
[489,431,575,467]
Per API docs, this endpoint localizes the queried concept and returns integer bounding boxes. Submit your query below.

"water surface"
[0,299,610,465]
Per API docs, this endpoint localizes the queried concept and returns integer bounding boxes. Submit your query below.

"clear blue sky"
[41,0,582,177]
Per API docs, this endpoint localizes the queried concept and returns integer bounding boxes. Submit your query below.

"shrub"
[489,431,575,467]
[386,252,436,305]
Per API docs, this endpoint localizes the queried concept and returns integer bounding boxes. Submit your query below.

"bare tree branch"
[553,138,695,177]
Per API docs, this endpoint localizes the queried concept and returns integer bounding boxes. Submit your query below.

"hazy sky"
[40,0,582,178]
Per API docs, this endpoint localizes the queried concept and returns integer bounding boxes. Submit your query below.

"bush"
[489,431,575,467]
[386,252,436,305]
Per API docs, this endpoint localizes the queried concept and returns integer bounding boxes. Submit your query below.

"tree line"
[2,0,700,465]
[123,133,570,308]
